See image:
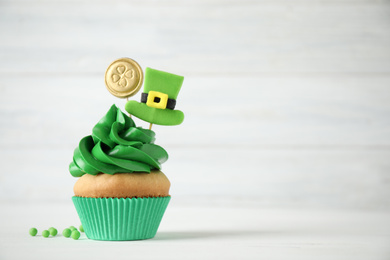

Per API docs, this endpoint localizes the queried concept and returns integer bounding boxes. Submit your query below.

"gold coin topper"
[105,58,144,98]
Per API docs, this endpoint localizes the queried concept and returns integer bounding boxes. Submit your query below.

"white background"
[0,0,389,259]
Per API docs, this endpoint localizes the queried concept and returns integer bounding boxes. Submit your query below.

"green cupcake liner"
[72,196,170,241]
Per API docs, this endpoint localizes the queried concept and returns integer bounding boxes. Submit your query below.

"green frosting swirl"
[69,105,168,177]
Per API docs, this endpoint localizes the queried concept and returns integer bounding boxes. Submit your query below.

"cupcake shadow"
[154,230,265,240]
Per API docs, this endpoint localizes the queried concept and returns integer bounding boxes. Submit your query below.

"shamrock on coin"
[112,66,134,88]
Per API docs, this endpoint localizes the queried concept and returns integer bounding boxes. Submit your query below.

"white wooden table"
[1,202,390,260]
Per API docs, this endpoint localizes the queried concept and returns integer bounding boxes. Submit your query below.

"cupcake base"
[72,196,170,241]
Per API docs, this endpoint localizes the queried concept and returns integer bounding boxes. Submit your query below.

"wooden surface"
[1,203,390,260]
[0,0,390,259]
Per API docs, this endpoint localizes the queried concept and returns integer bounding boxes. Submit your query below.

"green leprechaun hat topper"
[125,67,185,126]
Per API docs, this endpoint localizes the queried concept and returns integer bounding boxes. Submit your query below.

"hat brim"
[125,101,184,126]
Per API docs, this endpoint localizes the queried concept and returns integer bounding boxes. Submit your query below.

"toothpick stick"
[125,97,132,118]
[149,123,153,130]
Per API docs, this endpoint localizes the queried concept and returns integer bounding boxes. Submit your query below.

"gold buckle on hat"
[146,91,169,109]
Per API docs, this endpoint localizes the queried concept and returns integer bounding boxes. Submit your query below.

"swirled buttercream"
[69,105,168,177]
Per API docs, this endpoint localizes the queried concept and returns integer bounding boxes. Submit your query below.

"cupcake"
[70,63,184,241]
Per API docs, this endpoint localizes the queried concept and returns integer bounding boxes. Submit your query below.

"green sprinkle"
[42,230,50,238]
[48,227,58,236]
[79,225,84,233]
[69,226,77,232]
[71,230,80,240]
[62,228,71,238]
[29,228,38,236]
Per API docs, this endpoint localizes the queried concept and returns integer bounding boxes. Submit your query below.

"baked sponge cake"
[70,105,171,240]
[74,170,170,198]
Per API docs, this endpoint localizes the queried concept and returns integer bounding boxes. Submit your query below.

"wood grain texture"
[1,203,390,260]
[0,0,389,75]
[0,0,389,210]
[1,76,389,148]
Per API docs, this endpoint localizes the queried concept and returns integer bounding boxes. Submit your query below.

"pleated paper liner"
[72,196,171,241]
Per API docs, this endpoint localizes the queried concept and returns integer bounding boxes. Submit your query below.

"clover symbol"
[112,66,134,88]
